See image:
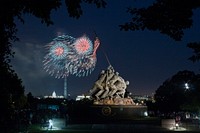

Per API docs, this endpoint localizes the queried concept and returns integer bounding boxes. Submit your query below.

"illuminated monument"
[68,65,148,124]
[89,65,134,105]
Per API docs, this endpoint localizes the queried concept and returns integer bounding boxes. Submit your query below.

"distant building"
[75,95,90,101]
[44,91,64,99]
[131,94,155,105]
[132,95,149,101]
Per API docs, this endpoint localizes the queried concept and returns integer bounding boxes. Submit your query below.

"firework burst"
[43,35,75,78]
[69,36,100,77]
[43,34,100,78]
[73,35,93,55]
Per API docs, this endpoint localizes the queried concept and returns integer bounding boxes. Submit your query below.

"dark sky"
[11,0,200,98]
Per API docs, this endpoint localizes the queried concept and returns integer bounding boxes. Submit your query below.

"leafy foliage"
[65,0,106,18]
[0,64,26,131]
[119,0,200,41]
[187,42,200,62]
[154,70,200,113]
[0,65,25,106]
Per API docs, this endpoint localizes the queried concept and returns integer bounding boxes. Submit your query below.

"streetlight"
[184,83,189,90]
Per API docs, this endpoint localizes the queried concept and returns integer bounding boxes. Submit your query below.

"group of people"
[89,65,129,100]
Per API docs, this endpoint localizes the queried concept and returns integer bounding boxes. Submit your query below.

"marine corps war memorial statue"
[67,65,148,124]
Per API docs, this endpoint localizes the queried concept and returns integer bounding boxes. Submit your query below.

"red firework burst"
[74,36,93,55]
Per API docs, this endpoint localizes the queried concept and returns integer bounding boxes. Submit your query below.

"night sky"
[11,1,200,98]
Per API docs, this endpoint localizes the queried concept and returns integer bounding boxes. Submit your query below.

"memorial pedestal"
[68,104,148,124]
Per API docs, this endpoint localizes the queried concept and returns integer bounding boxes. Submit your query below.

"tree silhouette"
[65,0,106,18]
[119,0,200,62]
[187,42,200,62]
[154,70,200,114]
[0,64,26,132]
[0,1,61,130]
